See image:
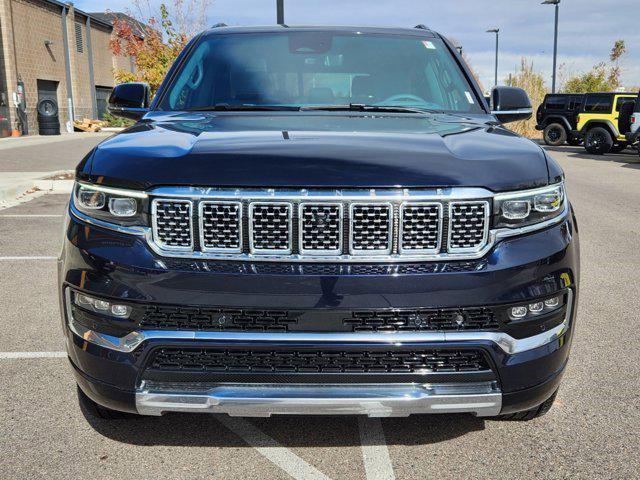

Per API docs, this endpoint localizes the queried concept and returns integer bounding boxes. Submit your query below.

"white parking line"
[358,417,395,480]
[0,256,57,261]
[0,351,66,359]
[0,214,63,218]
[217,416,332,480]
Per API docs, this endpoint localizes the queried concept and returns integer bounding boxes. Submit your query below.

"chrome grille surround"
[399,202,442,254]
[151,199,193,251]
[448,201,490,253]
[299,203,343,255]
[111,186,554,262]
[349,203,393,255]
[249,202,293,254]
[198,201,242,253]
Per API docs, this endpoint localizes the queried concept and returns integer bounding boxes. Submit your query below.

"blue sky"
[76,0,640,91]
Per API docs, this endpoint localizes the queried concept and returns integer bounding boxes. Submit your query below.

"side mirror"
[108,83,151,121]
[491,86,532,123]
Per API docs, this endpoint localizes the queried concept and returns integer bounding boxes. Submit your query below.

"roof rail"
[414,24,430,30]
[211,22,227,28]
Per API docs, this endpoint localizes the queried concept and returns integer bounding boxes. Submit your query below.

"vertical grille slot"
[299,203,343,254]
[199,201,242,252]
[350,203,393,255]
[400,203,442,253]
[249,202,293,253]
[152,199,193,250]
[448,201,489,252]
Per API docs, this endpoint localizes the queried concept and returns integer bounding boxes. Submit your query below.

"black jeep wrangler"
[535,94,584,146]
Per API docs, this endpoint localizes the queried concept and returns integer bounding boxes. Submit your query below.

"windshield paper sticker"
[422,41,436,50]
[465,91,475,104]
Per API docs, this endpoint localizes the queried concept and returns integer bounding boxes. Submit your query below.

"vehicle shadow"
[541,144,640,169]
[80,401,486,447]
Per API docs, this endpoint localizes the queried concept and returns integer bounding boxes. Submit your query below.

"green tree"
[563,40,627,93]
[109,0,212,95]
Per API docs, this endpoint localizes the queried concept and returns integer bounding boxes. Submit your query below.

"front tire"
[497,389,558,421]
[543,123,567,146]
[584,127,613,154]
[77,385,138,420]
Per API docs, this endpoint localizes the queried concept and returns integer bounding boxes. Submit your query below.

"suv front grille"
[300,204,342,253]
[449,202,489,251]
[199,201,242,251]
[152,200,193,249]
[148,189,492,260]
[250,203,292,253]
[149,347,490,374]
[400,203,441,252]
[350,204,392,254]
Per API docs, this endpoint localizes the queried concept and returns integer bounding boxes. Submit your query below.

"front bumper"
[60,206,579,417]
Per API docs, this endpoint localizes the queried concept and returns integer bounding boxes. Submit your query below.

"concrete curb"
[0,170,74,209]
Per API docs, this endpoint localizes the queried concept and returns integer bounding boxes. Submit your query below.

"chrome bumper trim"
[65,290,573,355]
[135,381,502,417]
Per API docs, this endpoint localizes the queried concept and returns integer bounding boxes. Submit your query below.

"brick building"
[0,0,136,137]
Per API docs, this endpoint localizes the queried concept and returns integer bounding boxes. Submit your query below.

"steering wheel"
[380,93,427,105]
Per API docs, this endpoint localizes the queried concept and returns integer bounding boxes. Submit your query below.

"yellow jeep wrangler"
[574,92,636,154]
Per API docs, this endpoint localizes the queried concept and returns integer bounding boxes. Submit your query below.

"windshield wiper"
[185,104,301,112]
[300,104,440,114]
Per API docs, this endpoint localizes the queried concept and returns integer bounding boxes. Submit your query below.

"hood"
[86,112,550,192]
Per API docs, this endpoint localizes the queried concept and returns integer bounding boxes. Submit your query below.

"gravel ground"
[0,144,639,480]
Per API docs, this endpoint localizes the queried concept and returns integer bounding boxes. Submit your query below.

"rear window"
[584,94,612,113]
[545,96,566,110]
[615,97,635,111]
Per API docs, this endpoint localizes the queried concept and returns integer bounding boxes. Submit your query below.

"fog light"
[110,304,131,317]
[72,291,131,319]
[529,302,544,314]
[509,306,528,320]
[544,297,560,308]
[109,197,137,217]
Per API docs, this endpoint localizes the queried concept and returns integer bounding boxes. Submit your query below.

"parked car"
[573,92,637,154]
[60,25,579,422]
[624,90,639,146]
[535,93,584,146]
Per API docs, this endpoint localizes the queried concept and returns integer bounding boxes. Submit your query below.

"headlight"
[493,183,565,229]
[72,182,148,226]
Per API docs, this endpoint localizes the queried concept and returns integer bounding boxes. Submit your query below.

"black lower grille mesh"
[347,308,498,332]
[138,305,499,332]
[149,347,490,374]
[140,306,296,331]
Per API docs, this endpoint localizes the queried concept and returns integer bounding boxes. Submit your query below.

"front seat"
[351,75,377,104]
[307,87,335,104]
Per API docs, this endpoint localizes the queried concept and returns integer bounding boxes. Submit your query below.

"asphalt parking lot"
[1,139,639,479]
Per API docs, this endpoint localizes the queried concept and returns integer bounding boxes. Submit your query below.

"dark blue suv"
[60,25,579,421]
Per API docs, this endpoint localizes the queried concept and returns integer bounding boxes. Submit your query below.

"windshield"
[158,31,483,114]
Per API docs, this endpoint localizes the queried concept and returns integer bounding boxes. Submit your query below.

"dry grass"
[505,59,548,138]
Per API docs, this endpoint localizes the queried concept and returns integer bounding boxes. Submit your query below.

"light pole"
[486,28,500,87]
[276,0,284,25]
[542,0,560,93]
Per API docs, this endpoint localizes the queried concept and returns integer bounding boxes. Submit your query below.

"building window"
[75,22,83,53]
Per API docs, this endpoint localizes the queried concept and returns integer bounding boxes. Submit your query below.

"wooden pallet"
[73,118,104,132]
